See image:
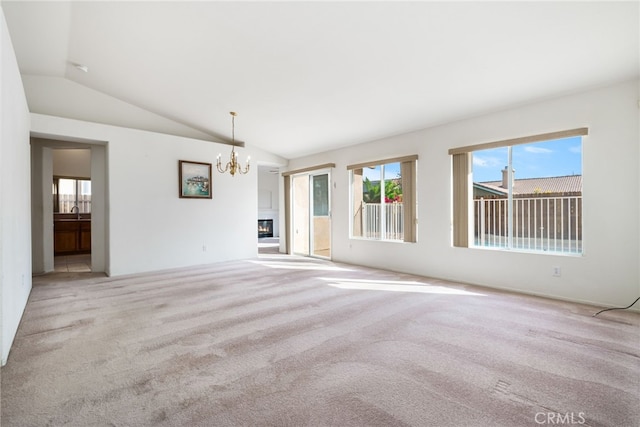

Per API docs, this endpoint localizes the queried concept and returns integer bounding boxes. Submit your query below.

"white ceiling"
[2,1,638,159]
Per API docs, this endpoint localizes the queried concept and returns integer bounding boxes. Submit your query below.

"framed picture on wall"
[179,160,212,199]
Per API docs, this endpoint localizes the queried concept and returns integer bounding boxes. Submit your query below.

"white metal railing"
[474,196,582,253]
[59,194,91,213]
[362,202,404,240]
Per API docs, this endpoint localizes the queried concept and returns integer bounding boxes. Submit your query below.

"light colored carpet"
[2,254,638,426]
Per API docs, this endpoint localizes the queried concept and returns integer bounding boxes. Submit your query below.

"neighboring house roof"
[475,175,582,197]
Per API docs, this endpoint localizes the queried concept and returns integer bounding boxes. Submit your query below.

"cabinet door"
[79,222,91,252]
[54,222,79,254]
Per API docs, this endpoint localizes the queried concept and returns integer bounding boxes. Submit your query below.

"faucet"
[70,205,80,219]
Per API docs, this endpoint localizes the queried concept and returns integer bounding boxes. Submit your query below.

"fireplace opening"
[258,219,274,238]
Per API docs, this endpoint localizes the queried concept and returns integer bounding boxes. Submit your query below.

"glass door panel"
[311,173,331,258]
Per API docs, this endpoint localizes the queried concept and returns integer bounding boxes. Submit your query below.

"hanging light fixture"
[217,112,250,176]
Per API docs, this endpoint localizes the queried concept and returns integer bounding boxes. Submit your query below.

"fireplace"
[258,219,273,238]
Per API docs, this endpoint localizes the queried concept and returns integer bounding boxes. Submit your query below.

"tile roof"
[476,175,582,196]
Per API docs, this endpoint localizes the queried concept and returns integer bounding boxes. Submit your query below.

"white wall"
[1,9,32,365]
[22,75,217,142]
[30,113,286,277]
[285,79,640,308]
[90,144,107,273]
[52,148,91,177]
[31,145,53,274]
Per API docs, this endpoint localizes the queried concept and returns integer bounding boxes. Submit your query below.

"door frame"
[30,136,108,275]
[282,163,335,259]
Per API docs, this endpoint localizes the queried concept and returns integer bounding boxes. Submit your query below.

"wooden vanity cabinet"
[54,220,91,255]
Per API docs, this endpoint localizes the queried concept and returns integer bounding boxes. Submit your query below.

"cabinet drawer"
[55,221,78,232]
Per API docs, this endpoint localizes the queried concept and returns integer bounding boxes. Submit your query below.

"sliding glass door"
[292,171,331,259]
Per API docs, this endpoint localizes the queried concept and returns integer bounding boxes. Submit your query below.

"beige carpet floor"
[2,254,639,426]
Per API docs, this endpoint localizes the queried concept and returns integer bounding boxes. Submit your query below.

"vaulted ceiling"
[2,1,638,159]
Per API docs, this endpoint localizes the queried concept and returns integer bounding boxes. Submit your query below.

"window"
[349,155,417,242]
[450,128,586,254]
[53,177,91,213]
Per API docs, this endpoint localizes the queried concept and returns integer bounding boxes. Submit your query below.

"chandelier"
[216,112,250,176]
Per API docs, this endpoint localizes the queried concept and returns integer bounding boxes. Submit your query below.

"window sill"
[469,245,583,257]
[350,237,412,244]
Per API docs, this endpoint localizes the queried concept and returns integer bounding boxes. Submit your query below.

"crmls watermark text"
[535,412,586,425]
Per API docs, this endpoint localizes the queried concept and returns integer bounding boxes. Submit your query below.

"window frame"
[348,155,418,243]
[449,128,587,255]
[53,175,92,213]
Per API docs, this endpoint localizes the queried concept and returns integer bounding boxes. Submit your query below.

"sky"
[362,162,401,181]
[472,136,582,183]
[358,136,582,184]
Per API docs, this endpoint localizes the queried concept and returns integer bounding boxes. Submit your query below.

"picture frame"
[179,160,212,199]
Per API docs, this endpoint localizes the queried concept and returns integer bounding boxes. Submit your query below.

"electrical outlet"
[552,266,561,277]
[202,245,207,252]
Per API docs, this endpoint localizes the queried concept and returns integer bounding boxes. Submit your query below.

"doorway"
[31,138,107,275]
[292,171,331,258]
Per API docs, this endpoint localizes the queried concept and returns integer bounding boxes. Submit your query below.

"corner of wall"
[1,6,33,365]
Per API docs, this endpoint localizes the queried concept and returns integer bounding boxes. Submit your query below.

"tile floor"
[54,254,92,273]
[258,237,280,254]
[51,240,280,274]
[52,241,279,274]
